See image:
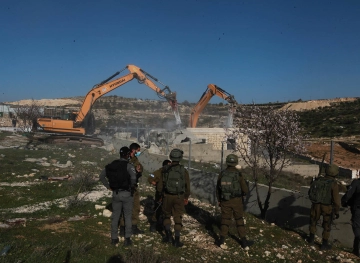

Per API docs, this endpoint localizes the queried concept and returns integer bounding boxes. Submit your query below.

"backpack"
[162,164,185,195]
[105,160,131,190]
[220,170,242,201]
[308,177,333,205]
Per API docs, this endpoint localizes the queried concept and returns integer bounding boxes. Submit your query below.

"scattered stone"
[276,253,285,260]
[68,216,82,221]
[265,251,271,257]
[103,209,112,217]
[95,205,106,210]
[53,160,72,168]
[97,222,103,225]
[220,244,228,250]
[81,161,97,165]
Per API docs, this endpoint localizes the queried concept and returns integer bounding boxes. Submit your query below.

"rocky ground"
[1,131,360,262]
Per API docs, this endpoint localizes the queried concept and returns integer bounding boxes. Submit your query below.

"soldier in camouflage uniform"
[148,159,171,232]
[120,143,144,235]
[215,154,254,248]
[307,164,341,250]
[157,149,190,248]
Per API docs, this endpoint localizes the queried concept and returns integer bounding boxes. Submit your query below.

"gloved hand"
[334,214,339,220]
[218,202,221,207]
[184,199,189,205]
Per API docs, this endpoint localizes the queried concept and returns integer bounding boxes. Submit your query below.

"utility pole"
[188,138,192,177]
[221,141,225,171]
[330,140,334,164]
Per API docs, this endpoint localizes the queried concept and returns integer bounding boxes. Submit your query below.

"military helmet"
[119,146,131,158]
[226,154,238,167]
[169,148,183,162]
[325,164,339,177]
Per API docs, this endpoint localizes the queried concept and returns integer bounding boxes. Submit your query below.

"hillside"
[280,97,358,112]
[3,96,360,170]
[0,132,359,263]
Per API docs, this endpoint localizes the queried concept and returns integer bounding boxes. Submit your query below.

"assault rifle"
[154,200,163,212]
[315,153,327,180]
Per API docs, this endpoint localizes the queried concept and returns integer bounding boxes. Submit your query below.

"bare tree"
[227,104,306,218]
[13,99,43,132]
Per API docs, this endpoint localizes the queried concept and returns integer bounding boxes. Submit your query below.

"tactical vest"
[220,170,242,201]
[105,160,131,191]
[162,164,185,195]
[308,177,333,205]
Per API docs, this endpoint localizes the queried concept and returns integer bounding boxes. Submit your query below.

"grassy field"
[0,131,358,263]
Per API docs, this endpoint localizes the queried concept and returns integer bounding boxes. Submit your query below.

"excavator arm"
[37,65,181,135]
[189,84,237,128]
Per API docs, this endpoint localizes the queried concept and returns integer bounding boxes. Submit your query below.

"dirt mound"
[306,141,360,170]
[6,98,82,107]
[280,97,357,111]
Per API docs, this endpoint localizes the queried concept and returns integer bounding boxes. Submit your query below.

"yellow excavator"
[36,65,181,139]
[189,84,237,128]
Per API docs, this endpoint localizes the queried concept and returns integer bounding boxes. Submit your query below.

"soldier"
[215,154,254,248]
[157,149,190,247]
[307,164,341,250]
[120,143,144,235]
[99,146,138,246]
[148,159,172,232]
[341,170,360,256]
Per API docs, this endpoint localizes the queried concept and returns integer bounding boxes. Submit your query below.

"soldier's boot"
[162,230,173,244]
[307,233,315,245]
[150,223,156,233]
[119,226,125,237]
[215,236,225,247]
[320,239,332,250]
[239,237,254,248]
[111,238,119,245]
[132,225,144,235]
[173,236,184,248]
[123,237,132,247]
[353,237,360,257]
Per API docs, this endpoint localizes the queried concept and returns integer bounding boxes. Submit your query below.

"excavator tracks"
[45,134,104,146]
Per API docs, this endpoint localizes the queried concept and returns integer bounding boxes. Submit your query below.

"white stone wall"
[186,128,228,150]
[186,128,247,151]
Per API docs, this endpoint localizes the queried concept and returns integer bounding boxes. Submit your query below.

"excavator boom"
[189,84,237,128]
[37,65,181,135]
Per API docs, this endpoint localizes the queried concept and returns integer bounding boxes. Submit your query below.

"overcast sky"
[1,0,359,104]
